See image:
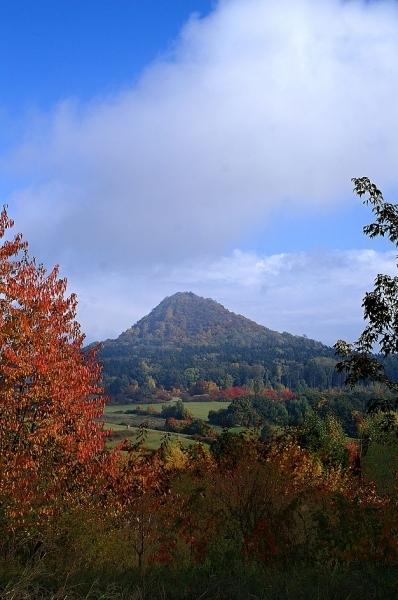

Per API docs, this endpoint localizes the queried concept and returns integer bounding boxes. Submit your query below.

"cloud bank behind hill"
[74,249,396,346]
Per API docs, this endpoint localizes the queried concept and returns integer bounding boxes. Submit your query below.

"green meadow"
[104,421,195,449]
[105,400,230,421]
[103,401,231,449]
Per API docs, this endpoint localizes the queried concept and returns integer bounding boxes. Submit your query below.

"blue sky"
[1,0,397,343]
[0,1,214,110]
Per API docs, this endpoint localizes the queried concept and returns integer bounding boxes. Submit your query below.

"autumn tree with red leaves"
[0,208,105,536]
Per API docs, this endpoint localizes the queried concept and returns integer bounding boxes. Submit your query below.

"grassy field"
[104,422,195,450]
[105,401,230,421]
[104,412,166,430]
[103,400,233,450]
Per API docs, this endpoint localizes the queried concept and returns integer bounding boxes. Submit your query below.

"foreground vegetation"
[2,426,398,600]
[2,179,398,600]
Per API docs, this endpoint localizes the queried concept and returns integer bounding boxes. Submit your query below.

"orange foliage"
[0,208,106,529]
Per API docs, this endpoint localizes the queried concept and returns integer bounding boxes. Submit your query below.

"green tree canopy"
[335,177,398,402]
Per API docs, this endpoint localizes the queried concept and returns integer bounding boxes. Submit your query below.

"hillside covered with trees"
[99,292,347,400]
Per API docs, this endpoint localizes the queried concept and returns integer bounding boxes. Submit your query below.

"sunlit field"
[104,422,195,449]
[105,401,230,421]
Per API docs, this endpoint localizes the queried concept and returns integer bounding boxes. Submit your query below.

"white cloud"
[72,248,396,346]
[2,0,398,273]
[2,0,398,344]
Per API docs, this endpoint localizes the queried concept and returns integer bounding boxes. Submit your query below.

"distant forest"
[102,344,345,400]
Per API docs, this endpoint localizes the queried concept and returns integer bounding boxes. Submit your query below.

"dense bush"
[2,433,398,599]
[207,386,395,436]
[161,399,192,420]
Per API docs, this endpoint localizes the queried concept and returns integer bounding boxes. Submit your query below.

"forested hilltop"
[99,292,347,401]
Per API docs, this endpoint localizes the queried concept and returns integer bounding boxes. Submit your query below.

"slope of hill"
[98,292,344,400]
[117,291,276,348]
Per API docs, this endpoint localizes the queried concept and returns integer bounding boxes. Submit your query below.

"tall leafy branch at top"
[335,177,398,392]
